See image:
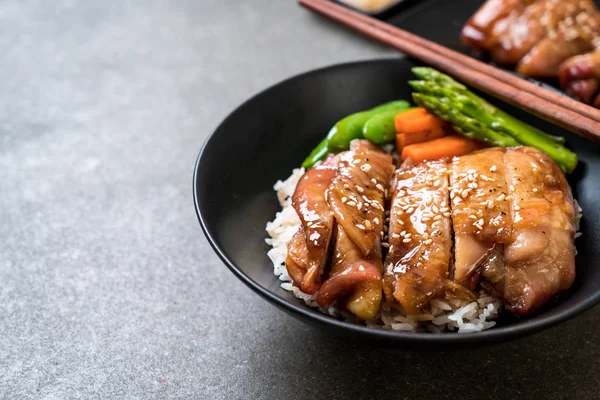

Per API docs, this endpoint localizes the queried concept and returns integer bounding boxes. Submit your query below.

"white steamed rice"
[265,168,582,334]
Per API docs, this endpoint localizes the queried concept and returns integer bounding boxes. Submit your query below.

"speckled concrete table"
[1,1,599,399]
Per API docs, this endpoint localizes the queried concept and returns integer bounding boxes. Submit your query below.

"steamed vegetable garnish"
[410,67,578,173]
[363,109,409,145]
[394,107,448,151]
[400,135,481,164]
[301,100,411,169]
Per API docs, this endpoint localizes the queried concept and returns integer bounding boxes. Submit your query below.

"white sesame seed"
[365,220,372,229]
[532,188,538,192]
[371,178,377,184]
[514,205,521,211]
[487,201,493,209]
[346,201,356,206]
[357,202,363,210]
[400,230,407,236]
[398,190,405,196]
[344,184,350,189]
[453,197,461,205]
[433,179,440,187]
[439,207,449,213]
[392,233,400,239]
[422,232,429,240]
[443,212,451,217]
[422,217,431,222]
[424,239,433,245]
[498,228,504,234]
[398,220,404,225]
[477,219,484,226]
[376,184,385,192]
[356,186,365,193]
[341,197,348,203]
[505,195,513,201]
[467,169,477,174]
[423,213,435,219]
[356,224,366,230]
[360,164,371,172]
[403,238,411,243]
[353,159,361,165]
[469,215,477,220]
[406,207,414,214]
[384,189,388,198]
[509,185,515,191]
[405,233,412,238]
[383,225,388,232]
[461,189,471,198]
[382,242,390,248]
[434,215,442,221]
[373,217,379,224]
[490,165,497,172]
[432,205,439,213]
[496,194,505,201]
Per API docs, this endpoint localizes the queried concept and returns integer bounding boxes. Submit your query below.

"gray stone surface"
[1,0,599,398]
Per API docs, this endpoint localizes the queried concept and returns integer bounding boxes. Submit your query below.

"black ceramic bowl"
[194,58,600,348]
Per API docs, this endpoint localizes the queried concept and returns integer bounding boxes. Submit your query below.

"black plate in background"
[194,58,600,349]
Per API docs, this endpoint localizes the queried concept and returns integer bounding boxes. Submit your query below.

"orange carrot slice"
[400,135,480,163]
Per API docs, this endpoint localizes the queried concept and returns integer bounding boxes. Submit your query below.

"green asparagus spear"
[412,93,520,147]
[411,68,566,145]
[410,68,578,172]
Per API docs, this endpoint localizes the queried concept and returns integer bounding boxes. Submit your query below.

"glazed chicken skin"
[501,147,576,315]
[384,160,475,315]
[316,140,395,320]
[449,147,512,290]
[286,155,337,294]
[448,147,575,315]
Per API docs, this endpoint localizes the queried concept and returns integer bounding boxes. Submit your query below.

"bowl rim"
[193,57,600,344]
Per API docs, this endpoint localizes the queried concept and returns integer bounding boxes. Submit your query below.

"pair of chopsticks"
[299,0,600,143]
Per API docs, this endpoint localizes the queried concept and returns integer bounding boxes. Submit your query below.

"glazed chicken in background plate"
[462,0,600,107]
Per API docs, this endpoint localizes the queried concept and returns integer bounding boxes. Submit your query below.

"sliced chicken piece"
[285,155,338,294]
[563,78,599,104]
[489,0,592,67]
[449,148,512,288]
[516,10,600,78]
[317,140,395,320]
[559,50,600,103]
[461,0,528,51]
[383,160,475,315]
[503,147,576,315]
[480,245,507,298]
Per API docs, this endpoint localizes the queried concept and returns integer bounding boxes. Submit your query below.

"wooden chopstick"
[299,0,600,143]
